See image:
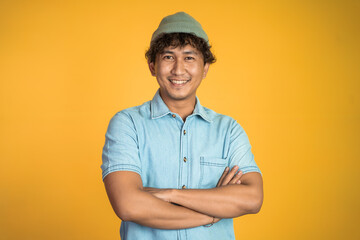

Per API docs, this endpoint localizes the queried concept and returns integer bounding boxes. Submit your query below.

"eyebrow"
[161,50,174,54]
[183,50,198,55]
[161,50,199,55]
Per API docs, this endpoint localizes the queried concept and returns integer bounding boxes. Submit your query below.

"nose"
[170,59,186,76]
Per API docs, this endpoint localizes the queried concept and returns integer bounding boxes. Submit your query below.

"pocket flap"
[200,157,227,167]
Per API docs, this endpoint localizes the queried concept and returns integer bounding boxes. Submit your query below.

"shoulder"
[201,106,247,138]
[202,106,238,126]
[107,101,151,131]
[111,101,151,122]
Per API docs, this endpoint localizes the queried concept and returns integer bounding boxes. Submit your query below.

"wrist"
[169,188,178,203]
[204,216,215,227]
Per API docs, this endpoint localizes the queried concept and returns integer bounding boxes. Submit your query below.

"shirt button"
[182,185,186,189]
[183,157,187,162]
[172,114,176,118]
[183,130,186,135]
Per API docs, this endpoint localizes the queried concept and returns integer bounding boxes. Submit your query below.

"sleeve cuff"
[102,164,142,180]
[239,166,262,176]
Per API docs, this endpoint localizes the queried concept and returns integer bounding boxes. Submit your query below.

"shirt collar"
[150,90,212,123]
[192,96,212,123]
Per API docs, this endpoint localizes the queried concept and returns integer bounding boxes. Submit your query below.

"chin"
[170,95,188,101]
[167,92,191,101]
[161,88,195,102]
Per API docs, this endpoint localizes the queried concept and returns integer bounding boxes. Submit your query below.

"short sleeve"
[101,111,142,180]
[228,120,262,175]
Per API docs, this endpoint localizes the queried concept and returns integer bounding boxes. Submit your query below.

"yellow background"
[1,0,359,239]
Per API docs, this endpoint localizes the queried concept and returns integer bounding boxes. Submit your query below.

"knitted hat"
[150,12,209,44]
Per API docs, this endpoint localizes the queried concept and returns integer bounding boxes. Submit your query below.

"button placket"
[183,129,187,163]
[180,121,189,190]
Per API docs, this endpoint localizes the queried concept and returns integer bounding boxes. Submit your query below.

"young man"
[101,12,263,240]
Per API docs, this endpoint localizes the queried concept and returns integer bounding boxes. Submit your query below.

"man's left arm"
[145,167,263,219]
[145,119,263,219]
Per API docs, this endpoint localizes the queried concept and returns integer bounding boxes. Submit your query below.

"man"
[101,12,263,240]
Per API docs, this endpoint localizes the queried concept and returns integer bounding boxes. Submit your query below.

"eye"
[185,56,195,61]
[163,55,174,61]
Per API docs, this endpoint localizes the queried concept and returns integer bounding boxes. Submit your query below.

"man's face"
[149,44,210,104]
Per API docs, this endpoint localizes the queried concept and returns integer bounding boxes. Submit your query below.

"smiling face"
[149,44,210,105]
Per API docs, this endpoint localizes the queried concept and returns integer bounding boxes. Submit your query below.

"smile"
[168,79,190,85]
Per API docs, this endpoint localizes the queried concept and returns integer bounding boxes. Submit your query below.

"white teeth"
[171,80,188,84]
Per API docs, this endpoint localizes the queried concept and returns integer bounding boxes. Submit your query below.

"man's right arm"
[103,171,215,230]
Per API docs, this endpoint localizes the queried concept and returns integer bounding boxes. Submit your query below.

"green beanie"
[151,12,209,44]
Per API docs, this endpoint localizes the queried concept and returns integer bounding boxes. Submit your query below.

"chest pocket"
[199,157,228,189]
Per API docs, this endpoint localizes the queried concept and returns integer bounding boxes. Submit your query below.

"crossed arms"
[103,166,263,230]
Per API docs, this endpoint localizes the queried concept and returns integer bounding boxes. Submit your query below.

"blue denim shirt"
[101,90,261,240]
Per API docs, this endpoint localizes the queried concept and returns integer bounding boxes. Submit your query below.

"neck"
[159,92,196,121]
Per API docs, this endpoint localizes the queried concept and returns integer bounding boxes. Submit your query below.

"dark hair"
[145,32,216,65]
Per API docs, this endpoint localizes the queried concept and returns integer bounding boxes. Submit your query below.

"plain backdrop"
[1,0,359,239]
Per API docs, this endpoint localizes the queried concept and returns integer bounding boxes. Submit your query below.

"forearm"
[104,172,214,230]
[126,189,213,229]
[144,171,263,219]
[170,184,262,218]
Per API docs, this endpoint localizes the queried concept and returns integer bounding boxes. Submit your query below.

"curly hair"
[145,32,216,65]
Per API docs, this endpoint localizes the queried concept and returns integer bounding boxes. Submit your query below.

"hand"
[213,217,221,223]
[208,216,221,225]
[214,166,243,224]
[209,166,243,225]
[216,165,243,187]
[143,187,173,202]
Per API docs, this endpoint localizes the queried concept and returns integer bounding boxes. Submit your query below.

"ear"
[148,61,156,76]
[202,63,210,79]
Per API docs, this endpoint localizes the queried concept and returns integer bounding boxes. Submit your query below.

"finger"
[221,165,239,186]
[217,167,229,187]
[213,217,221,223]
[229,170,243,184]
[229,171,242,184]
[221,166,239,185]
